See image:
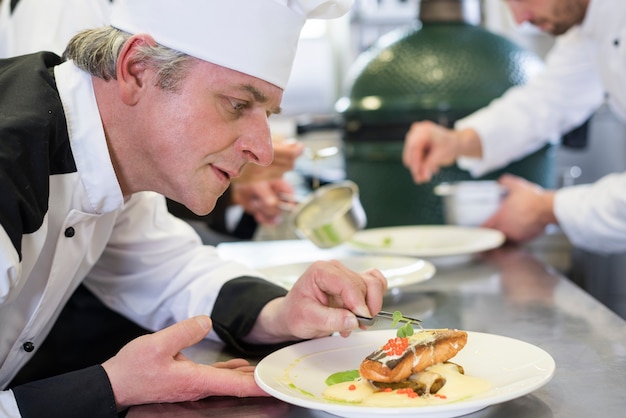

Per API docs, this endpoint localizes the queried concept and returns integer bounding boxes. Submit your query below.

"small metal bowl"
[434,180,506,226]
[291,180,367,248]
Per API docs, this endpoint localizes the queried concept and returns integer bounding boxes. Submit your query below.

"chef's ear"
[116,34,157,106]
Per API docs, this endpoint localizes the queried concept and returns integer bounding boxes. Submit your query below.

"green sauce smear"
[288,383,315,397]
[325,369,360,386]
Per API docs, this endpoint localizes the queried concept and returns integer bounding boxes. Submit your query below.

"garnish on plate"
[322,311,493,406]
[390,310,422,338]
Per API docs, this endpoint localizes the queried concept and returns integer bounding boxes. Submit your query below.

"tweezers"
[355,310,422,327]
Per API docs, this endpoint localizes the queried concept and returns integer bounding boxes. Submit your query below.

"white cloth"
[0,60,264,411]
[454,0,626,253]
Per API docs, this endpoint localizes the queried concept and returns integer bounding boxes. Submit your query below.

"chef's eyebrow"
[241,84,282,115]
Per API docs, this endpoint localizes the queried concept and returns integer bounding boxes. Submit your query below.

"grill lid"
[336,0,544,136]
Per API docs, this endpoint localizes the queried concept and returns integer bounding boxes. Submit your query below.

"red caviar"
[435,394,447,399]
[348,384,356,391]
[397,388,419,398]
[382,337,409,356]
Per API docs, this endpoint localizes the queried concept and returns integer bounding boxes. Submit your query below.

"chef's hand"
[245,260,388,343]
[231,178,294,225]
[402,121,482,183]
[102,316,267,412]
[482,174,557,243]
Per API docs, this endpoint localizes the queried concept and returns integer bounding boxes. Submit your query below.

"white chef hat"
[110,0,353,89]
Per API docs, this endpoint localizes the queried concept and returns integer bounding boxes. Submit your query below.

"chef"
[0,0,387,417]
[0,0,305,386]
[402,0,626,253]
[0,0,307,240]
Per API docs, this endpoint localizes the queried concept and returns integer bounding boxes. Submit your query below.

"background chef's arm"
[555,172,626,254]
[456,27,605,177]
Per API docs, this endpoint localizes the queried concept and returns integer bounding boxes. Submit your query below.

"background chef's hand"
[402,121,461,183]
[246,260,388,343]
[230,139,303,225]
[231,178,294,225]
[402,121,482,183]
[102,316,267,411]
[235,139,304,183]
[482,174,557,243]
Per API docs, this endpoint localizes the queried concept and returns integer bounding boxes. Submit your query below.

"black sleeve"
[211,276,298,356]
[12,365,119,418]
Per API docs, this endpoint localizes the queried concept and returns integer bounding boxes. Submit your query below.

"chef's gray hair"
[63,26,194,91]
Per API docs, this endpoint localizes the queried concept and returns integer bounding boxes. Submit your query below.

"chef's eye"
[229,98,247,112]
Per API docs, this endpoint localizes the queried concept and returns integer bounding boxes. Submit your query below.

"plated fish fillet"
[359,329,468,383]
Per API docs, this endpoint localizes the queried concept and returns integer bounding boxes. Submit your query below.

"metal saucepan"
[291,180,367,248]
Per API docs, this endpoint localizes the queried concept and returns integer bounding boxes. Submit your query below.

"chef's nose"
[240,118,274,167]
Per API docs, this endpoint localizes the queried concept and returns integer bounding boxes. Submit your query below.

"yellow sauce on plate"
[323,363,492,406]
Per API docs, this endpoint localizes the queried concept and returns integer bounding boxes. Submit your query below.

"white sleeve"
[455,27,605,177]
[83,192,266,343]
[554,172,626,254]
[0,390,21,418]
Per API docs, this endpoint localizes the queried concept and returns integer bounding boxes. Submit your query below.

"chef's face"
[504,0,589,35]
[139,59,282,215]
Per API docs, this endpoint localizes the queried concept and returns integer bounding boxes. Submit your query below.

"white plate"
[255,330,555,418]
[258,255,436,290]
[347,226,505,258]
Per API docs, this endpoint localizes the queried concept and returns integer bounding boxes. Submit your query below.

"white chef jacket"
[0,58,267,415]
[455,0,626,254]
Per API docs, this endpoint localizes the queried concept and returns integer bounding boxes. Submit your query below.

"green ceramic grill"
[338,0,555,227]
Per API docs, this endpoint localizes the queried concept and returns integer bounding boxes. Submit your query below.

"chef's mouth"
[219,169,231,180]
[211,164,233,182]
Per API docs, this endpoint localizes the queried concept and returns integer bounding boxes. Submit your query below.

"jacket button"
[23,342,35,352]
[614,38,620,46]
[64,227,75,237]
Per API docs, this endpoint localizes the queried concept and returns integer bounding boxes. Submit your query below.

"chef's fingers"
[233,181,287,225]
[103,316,267,408]
[497,173,524,188]
[281,260,387,338]
[403,120,456,184]
[212,358,255,372]
[272,139,304,169]
[156,315,213,355]
[361,268,389,314]
[313,262,387,325]
[403,122,431,182]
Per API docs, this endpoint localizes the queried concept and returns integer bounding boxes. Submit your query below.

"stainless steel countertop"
[127,238,626,418]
